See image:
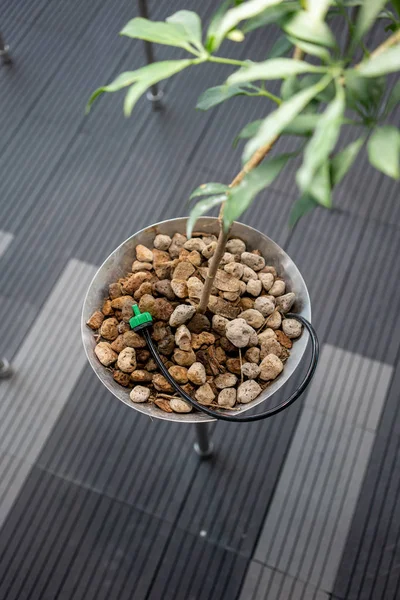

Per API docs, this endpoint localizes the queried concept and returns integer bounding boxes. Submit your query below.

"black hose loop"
[143,313,319,422]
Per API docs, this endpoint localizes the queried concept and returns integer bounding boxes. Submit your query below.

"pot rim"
[81,216,311,423]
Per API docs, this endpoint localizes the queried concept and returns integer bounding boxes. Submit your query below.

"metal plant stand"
[82,217,318,460]
[137,0,163,110]
[194,423,214,459]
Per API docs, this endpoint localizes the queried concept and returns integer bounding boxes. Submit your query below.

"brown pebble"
[168,365,189,384]
[153,298,174,321]
[102,299,114,316]
[113,370,131,387]
[117,347,137,373]
[195,382,215,405]
[154,398,173,413]
[259,354,283,381]
[134,281,153,300]
[187,250,202,266]
[122,271,153,295]
[215,346,226,363]
[275,330,293,349]
[218,388,237,408]
[169,233,187,258]
[109,283,123,300]
[136,349,151,363]
[260,265,277,277]
[131,370,153,382]
[173,348,197,367]
[207,295,241,319]
[153,373,174,392]
[139,294,155,314]
[244,347,260,364]
[187,313,211,334]
[214,373,238,389]
[170,279,188,298]
[266,310,282,330]
[86,311,104,330]
[110,335,127,353]
[226,358,242,375]
[240,297,255,311]
[158,335,175,356]
[122,331,146,348]
[100,318,119,341]
[187,362,207,385]
[136,244,153,262]
[152,374,174,392]
[153,279,175,300]
[131,260,153,273]
[260,338,282,360]
[95,342,118,366]
[191,332,216,349]
[173,261,195,281]
[220,337,236,353]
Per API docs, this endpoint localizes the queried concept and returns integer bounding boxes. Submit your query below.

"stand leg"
[0,358,13,379]
[0,32,12,65]
[194,423,213,459]
[137,0,163,110]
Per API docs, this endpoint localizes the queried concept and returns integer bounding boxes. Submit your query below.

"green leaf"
[286,35,332,61]
[122,60,193,116]
[120,17,193,51]
[280,75,301,100]
[206,0,233,52]
[307,0,332,21]
[166,11,203,50]
[190,182,229,199]
[208,0,284,52]
[367,125,400,179]
[392,0,400,17]
[353,0,388,46]
[344,71,385,113]
[243,74,332,162]
[297,84,345,193]
[268,36,293,58]
[87,61,192,113]
[234,114,318,146]
[289,193,318,227]
[308,162,332,207]
[357,45,400,77]
[284,113,320,135]
[227,58,325,84]
[196,83,250,110]
[330,137,365,186]
[223,154,291,229]
[87,71,142,111]
[187,195,227,238]
[242,2,298,33]
[283,10,336,47]
[234,119,263,146]
[383,79,400,116]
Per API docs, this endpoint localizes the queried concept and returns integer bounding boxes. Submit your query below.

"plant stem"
[197,228,230,313]
[367,28,400,59]
[197,137,278,314]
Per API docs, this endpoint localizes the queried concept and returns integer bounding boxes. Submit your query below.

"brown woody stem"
[197,137,279,314]
[367,29,400,60]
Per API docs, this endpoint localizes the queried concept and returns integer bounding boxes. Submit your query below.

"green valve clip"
[129,304,153,332]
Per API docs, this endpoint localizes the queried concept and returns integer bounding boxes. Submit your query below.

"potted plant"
[82,0,400,421]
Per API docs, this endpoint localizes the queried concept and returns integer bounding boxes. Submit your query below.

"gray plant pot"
[81,217,311,423]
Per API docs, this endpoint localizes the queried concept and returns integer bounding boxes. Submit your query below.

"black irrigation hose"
[142,313,319,422]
